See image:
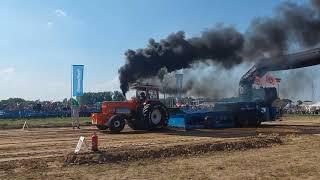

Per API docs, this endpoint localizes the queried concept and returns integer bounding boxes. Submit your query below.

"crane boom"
[239,48,320,100]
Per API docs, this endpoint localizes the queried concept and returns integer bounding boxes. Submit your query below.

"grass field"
[0,117,91,129]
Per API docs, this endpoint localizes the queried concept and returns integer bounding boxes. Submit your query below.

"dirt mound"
[64,134,283,165]
[0,158,54,174]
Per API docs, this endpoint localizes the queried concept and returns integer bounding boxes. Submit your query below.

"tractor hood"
[101,99,138,114]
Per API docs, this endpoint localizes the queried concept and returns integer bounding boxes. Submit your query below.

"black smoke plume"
[244,0,320,58]
[119,0,320,96]
[119,27,244,94]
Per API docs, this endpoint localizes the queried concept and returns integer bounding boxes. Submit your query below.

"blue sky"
[0,0,306,101]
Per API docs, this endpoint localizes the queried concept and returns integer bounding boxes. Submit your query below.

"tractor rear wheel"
[96,125,108,130]
[143,103,169,129]
[126,109,149,130]
[108,114,126,133]
[126,118,148,130]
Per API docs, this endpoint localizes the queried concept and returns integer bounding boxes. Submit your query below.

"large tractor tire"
[143,102,169,129]
[96,125,108,130]
[108,114,126,133]
[126,109,149,130]
[204,116,214,128]
[235,117,261,128]
[126,118,148,130]
[255,119,262,127]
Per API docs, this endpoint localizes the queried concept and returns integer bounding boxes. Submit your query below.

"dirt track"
[1,115,320,178]
[0,127,253,162]
[0,116,319,163]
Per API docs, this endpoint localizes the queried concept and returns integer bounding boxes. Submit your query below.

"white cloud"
[47,21,53,28]
[2,67,15,74]
[54,9,67,17]
[0,67,16,81]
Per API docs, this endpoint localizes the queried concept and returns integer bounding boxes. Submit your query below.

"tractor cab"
[130,84,160,103]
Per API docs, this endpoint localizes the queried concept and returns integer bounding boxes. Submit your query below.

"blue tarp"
[168,110,235,129]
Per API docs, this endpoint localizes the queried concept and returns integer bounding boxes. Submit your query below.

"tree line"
[76,91,126,105]
[0,91,126,109]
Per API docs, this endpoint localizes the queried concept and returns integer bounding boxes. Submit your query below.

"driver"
[139,92,147,102]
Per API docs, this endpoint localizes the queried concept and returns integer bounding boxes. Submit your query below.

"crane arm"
[239,48,320,100]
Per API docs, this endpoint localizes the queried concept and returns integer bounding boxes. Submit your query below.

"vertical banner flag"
[72,65,84,96]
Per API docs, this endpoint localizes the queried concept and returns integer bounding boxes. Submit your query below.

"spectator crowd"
[283,102,320,115]
[0,98,99,119]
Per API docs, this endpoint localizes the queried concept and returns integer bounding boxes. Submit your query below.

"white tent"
[309,102,320,107]
[301,102,320,112]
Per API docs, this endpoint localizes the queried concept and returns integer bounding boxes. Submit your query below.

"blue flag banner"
[72,65,84,96]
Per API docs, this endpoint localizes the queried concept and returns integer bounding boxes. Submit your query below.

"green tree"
[297,100,303,105]
[62,98,68,105]
[76,91,114,105]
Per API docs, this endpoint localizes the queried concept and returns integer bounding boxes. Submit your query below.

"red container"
[92,132,98,151]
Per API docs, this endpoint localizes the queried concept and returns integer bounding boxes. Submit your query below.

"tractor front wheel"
[108,114,126,133]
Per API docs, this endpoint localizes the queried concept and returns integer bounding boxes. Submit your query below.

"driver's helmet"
[140,92,146,99]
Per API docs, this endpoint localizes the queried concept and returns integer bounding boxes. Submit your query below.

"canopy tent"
[308,102,320,107]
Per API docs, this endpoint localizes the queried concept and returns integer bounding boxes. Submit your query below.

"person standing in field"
[71,98,80,129]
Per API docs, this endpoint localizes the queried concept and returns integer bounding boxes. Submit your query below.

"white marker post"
[74,136,87,153]
[22,121,29,130]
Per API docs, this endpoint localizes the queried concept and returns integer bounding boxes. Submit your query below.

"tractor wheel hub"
[113,120,121,128]
[151,109,161,125]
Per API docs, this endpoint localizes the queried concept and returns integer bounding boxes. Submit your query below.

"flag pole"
[71,65,72,99]
[71,65,73,120]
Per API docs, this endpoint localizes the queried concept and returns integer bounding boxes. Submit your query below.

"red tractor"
[91,84,169,133]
